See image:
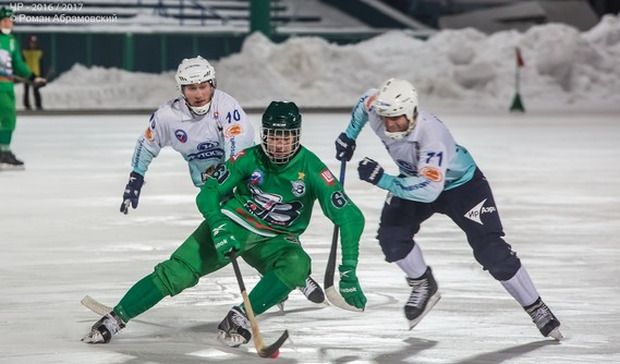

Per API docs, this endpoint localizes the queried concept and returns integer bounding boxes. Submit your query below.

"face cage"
[261,127,301,164]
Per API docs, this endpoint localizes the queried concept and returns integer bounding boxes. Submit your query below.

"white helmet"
[175,56,216,115]
[374,78,419,140]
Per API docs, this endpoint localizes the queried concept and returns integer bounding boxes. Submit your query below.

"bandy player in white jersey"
[118,56,324,305]
[334,78,562,340]
[120,56,254,200]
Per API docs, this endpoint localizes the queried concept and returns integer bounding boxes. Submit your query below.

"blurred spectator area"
[378,0,616,32]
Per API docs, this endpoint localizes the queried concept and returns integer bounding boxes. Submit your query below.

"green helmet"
[0,6,13,20]
[261,101,302,164]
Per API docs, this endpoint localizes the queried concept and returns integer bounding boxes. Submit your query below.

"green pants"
[0,90,16,146]
[114,218,312,322]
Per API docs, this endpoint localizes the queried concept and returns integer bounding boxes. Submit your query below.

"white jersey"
[130,89,255,187]
[344,89,476,203]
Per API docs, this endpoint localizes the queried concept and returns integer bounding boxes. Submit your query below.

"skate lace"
[406,279,429,308]
[102,314,124,334]
[528,302,553,328]
[301,277,319,296]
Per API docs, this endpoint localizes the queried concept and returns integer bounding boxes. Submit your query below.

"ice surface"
[1,110,619,363]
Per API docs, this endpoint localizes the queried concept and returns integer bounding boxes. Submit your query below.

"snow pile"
[29,14,620,111]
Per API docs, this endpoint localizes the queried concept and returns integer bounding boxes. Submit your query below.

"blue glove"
[335,132,356,161]
[358,157,384,185]
[212,220,241,258]
[120,171,144,214]
[338,265,366,310]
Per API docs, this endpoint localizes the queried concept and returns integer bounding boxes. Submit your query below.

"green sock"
[114,274,166,323]
[245,270,292,315]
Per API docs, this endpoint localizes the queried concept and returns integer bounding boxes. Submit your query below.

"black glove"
[335,132,356,161]
[120,171,144,214]
[358,157,384,185]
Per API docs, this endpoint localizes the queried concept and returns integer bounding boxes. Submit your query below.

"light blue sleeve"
[376,173,444,203]
[344,90,376,139]
[130,113,163,177]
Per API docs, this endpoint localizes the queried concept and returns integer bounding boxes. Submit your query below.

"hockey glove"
[335,132,356,161]
[212,220,241,258]
[120,171,144,214]
[358,157,384,185]
[338,265,367,310]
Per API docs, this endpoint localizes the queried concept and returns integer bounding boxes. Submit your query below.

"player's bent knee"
[474,241,521,281]
[273,247,311,288]
[152,258,200,296]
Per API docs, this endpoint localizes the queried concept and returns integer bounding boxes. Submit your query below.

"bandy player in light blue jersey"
[334,78,562,340]
[118,56,323,305]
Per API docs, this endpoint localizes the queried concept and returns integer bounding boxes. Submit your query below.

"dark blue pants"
[377,168,521,281]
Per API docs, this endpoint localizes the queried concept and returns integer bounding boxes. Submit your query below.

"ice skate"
[525,297,563,340]
[405,267,441,330]
[82,311,125,344]
[0,151,25,171]
[300,276,325,304]
[278,276,325,312]
[217,306,252,347]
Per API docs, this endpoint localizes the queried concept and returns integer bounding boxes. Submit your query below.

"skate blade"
[0,164,25,171]
[408,292,441,330]
[81,330,106,344]
[548,327,563,341]
[217,331,248,348]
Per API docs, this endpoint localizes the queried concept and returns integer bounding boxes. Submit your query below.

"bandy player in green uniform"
[83,101,367,347]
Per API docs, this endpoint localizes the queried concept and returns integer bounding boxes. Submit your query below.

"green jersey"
[0,33,33,91]
[197,145,365,267]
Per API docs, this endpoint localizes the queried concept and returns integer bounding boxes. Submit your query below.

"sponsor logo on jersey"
[231,149,246,163]
[225,124,243,138]
[320,169,335,186]
[464,198,497,225]
[419,166,443,182]
[144,127,154,142]
[291,180,306,197]
[365,94,376,111]
[396,159,417,176]
[175,129,188,143]
[250,169,264,185]
[188,141,224,161]
[245,184,302,226]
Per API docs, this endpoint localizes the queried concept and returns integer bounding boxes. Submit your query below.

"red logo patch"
[420,166,443,182]
[230,149,246,163]
[320,169,335,186]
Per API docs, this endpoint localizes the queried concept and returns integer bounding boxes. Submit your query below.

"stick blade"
[257,330,289,358]
[325,287,363,312]
[81,295,113,316]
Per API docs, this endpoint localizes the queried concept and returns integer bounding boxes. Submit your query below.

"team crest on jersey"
[225,124,243,137]
[291,180,306,197]
[419,166,443,182]
[175,129,188,143]
[320,169,335,186]
[250,169,264,185]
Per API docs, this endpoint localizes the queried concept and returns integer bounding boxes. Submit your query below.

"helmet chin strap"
[186,100,211,115]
